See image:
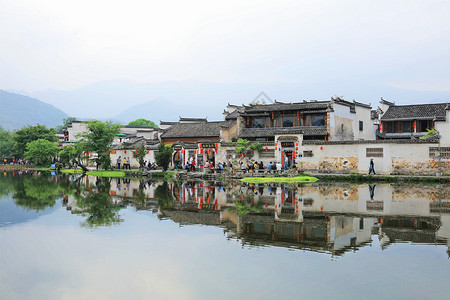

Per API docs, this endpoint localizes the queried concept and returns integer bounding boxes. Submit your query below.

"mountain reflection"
[3,172,450,257]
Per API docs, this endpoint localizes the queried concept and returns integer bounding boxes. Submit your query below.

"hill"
[0,90,68,130]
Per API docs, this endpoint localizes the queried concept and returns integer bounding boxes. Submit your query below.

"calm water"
[1,171,449,300]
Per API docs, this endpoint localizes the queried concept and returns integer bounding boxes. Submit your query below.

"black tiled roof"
[238,126,328,138]
[161,121,232,139]
[381,103,448,121]
[179,117,207,122]
[242,101,331,113]
[225,110,240,120]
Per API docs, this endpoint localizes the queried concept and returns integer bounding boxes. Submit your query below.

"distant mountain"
[30,80,450,122]
[111,97,223,124]
[0,90,68,130]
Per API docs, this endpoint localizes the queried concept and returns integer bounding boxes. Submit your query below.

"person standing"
[117,156,122,169]
[122,157,127,169]
[368,157,376,174]
[284,155,289,170]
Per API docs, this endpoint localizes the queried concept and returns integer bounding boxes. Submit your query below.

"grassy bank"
[86,170,126,177]
[61,169,85,174]
[240,176,318,184]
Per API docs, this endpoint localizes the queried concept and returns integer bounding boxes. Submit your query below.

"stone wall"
[219,139,448,175]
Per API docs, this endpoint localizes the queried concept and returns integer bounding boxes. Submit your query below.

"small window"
[253,118,265,128]
[303,150,313,157]
[359,121,363,131]
[283,117,293,127]
[366,148,383,158]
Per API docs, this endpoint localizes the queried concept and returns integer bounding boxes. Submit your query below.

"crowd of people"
[3,157,27,165]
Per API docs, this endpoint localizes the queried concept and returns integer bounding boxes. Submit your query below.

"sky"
[1,0,449,115]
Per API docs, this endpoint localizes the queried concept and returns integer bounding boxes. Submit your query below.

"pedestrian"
[368,157,376,174]
[117,156,122,169]
[127,157,131,169]
[292,159,297,170]
[122,157,127,169]
[284,155,289,170]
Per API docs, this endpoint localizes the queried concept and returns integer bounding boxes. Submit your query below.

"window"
[253,118,265,128]
[429,147,450,158]
[366,148,383,158]
[386,122,393,133]
[303,150,313,157]
[402,121,411,133]
[260,149,275,158]
[283,117,293,127]
[359,121,363,131]
[312,115,325,126]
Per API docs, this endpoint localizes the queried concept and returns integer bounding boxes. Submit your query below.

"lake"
[1,171,449,299]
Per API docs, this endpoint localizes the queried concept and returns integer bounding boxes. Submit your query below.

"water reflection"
[2,172,450,257]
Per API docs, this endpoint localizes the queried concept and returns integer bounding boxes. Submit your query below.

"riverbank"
[1,165,448,183]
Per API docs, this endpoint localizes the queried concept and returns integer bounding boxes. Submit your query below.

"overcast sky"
[1,0,449,95]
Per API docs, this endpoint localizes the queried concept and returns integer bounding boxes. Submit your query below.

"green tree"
[235,138,262,155]
[133,143,147,166]
[155,143,172,171]
[78,121,121,170]
[59,143,87,171]
[24,139,60,166]
[13,125,58,157]
[0,126,15,159]
[127,118,159,128]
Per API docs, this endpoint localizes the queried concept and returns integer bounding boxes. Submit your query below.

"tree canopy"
[133,143,147,166]
[78,121,121,170]
[24,139,60,166]
[127,119,159,128]
[155,143,172,171]
[0,126,15,158]
[13,125,58,157]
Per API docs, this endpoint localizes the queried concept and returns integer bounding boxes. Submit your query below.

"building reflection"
[62,175,450,257]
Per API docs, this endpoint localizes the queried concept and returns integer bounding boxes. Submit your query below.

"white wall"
[435,109,450,147]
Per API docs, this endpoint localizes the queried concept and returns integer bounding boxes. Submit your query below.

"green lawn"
[86,170,126,177]
[240,176,318,183]
[61,169,85,174]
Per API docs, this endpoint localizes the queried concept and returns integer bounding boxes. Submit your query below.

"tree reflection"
[75,177,123,228]
[13,175,60,211]
[154,182,173,209]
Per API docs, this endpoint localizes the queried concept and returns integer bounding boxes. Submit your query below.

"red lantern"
[320,146,323,150]
[251,151,253,155]
[265,147,268,150]
[247,117,249,124]
[272,112,274,119]
[124,150,127,154]
[147,151,149,154]
[194,150,197,154]
[297,111,299,119]
[208,149,211,155]
[324,135,327,141]
[413,121,416,130]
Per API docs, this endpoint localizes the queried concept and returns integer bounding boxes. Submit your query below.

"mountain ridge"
[0,90,68,130]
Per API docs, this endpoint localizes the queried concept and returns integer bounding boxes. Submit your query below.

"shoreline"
[2,165,448,183]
